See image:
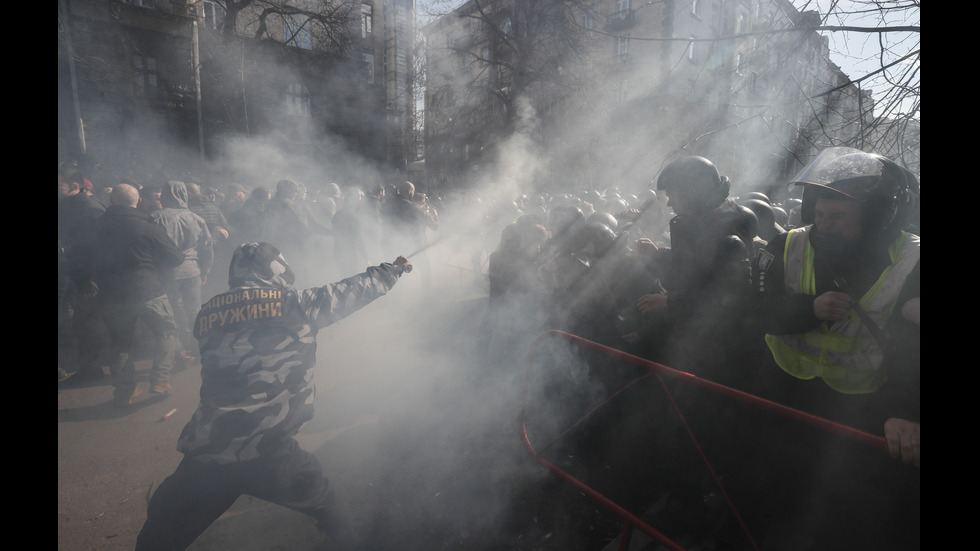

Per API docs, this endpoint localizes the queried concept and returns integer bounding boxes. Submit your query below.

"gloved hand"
[393,256,413,273]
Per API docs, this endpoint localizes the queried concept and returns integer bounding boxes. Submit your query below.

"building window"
[362,52,375,84]
[447,32,455,49]
[285,16,312,50]
[480,46,490,66]
[615,0,631,19]
[361,4,373,38]
[735,53,742,74]
[618,78,629,103]
[692,0,701,17]
[132,54,158,96]
[499,17,512,35]
[688,36,697,62]
[202,1,226,30]
[616,36,630,57]
[285,82,311,116]
[737,12,745,33]
[583,7,597,29]
[126,0,154,7]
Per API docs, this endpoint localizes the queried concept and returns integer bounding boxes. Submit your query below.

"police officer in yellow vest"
[755,147,919,429]
[750,147,920,549]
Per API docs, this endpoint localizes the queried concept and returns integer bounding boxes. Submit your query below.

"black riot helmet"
[573,221,621,260]
[742,191,772,205]
[656,156,730,210]
[739,198,784,242]
[772,205,789,229]
[588,211,619,231]
[547,203,586,237]
[883,159,919,233]
[737,204,760,241]
[791,147,912,234]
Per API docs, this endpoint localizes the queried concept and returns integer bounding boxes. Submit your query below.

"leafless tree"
[419,0,918,192]
[213,0,357,56]
[427,0,598,133]
[810,0,919,174]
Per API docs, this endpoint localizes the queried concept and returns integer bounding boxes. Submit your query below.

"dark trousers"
[101,294,177,396]
[136,438,356,551]
[66,289,110,376]
[164,276,202,358]
[732,361,920,550]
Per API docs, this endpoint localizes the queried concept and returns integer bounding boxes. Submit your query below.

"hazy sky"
[810,0,920,118]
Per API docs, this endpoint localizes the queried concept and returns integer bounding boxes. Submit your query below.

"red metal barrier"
[519,330,889,551]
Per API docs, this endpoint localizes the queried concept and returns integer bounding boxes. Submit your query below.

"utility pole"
[60,0,87,156]
[192,20,205,162]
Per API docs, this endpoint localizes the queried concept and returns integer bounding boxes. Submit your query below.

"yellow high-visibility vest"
[764,227,919,394]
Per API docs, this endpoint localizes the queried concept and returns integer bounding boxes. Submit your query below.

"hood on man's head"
[275,179,301,201]
[161,180,189,209]
[229,242,296,289]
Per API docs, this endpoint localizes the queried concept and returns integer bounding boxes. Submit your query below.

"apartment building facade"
[423,0,871,198]
[58,0,417,181]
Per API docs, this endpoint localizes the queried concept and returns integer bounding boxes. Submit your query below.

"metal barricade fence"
[519,330,892,551]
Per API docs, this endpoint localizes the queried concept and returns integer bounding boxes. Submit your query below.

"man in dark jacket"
[152,180,214,368]
[637,156,762,384]
[626,157,767,544]
[135,242,412,551]
[383,181,438,288]
[59,163,109,384]
[262,179,311,257]
[261,179,333,284]
[79,183,185,406]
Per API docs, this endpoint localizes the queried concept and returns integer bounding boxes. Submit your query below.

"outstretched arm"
[300,256,412,328]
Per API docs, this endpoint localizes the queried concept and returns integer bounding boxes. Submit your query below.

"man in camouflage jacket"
[136,242,412,551]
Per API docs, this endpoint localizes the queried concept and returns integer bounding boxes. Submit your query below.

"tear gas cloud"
[74,62,731,549]
[62,3,915,545]
[71,54,626,542]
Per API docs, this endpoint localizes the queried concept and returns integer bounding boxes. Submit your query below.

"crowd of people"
[58,146,919,550]
[58,164,441,398]
[480,151,918,550]
[478,151,918,549]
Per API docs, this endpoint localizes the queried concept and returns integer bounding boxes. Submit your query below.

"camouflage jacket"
[177,262,404,464]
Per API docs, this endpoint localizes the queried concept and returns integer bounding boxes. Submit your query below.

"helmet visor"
[788,147,885,201]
